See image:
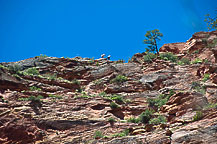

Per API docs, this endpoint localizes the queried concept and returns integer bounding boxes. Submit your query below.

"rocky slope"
[0,31,217,144]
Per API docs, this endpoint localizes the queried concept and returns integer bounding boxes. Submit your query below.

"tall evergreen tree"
[144,29,163,55]
[204,12,217,31]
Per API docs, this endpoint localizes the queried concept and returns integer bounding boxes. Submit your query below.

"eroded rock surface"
[0,30,217,144]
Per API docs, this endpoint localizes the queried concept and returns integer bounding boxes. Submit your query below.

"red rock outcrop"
[0,30,217,143]
[160,42,185,54]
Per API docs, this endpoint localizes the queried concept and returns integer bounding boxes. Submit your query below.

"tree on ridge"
[144,29,163,55]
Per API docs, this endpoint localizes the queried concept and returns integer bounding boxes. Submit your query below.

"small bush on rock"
[177,58,190,65]
[203,102,217,110]
[29,86,42,91]
[112,129,129,137]
[48,94,62,99]
[202,74,210,82]
[192,111,203,121]
[22,67,39,76]
[143,52,157,63]
[0,64,8,70]
[159,52,177,62]
[149,115,167,125]
[191,82,206,94]
[139,109,153,124]
[108,117,116,126]
[110,75,128,84]
[191,58,203,64]
[147,90,175,109]
[37,54,48,58]
[207,38,217,48]
[45,73,57,80]
[94,131,104,139]
[111,94,124,104]
[29,95,43,103]
[71,79,80,85]
[110,102,119,109]
[127,117,140,123]
[8,64,22,73]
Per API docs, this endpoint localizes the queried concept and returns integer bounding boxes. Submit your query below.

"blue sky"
[0,0,216,62]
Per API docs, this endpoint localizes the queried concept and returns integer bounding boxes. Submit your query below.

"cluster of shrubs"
[143,52,157,63]
[191,81,206,94]
[18,95,44,103]
[159,52,177,62]
[29,86,42,91]
[127,109,167,125]
[143,52,209,65]
[94,128,130,139]
[147,90,175,109]
[5,64,81,86]
[177,58,190,65]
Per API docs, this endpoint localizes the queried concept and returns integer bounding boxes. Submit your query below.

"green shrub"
[191,58,203,64]
[12,74,22,79]
[203,59,209,64]
[48,94,62,99]
[94,131,103,139]
[139,109,153,124]
[192,111,203,121]
[147,90,174,109]
[96,62,99,66]
[112,129,129,137]
[159,52,177,62]
[19,95,43,102]
[29,86,41,91]
[94,79,103,85]
[177,58,190,65]
[191,81,201,89]
[202,74,210,82]
[29,95,43,102]
[22,67,39,76]
[207,38,217,48]
[0,97,8,103]
[192,50,199,54]
[18,97,29,101]
[147,97,167,108]
[143,52,157,63]
[0,64,8,70]
[108,117,116,123]
[202,38,208,45]
[110,75,128,84]
[125,99,132,104]
[127,117,140,123]
[191,82,206,94]
[45,73,57,80]
[98,92,107,97]
[37,54,48,58]
[90,57,95,63]
[149,115,167,125]
[71,79,80,85]
[110,102,119,109]
[203,102,217,110]
[111,95,124,104]
[8,64,22,72]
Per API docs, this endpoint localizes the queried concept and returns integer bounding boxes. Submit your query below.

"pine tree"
[204,12,217,31]
[144,29,163,55]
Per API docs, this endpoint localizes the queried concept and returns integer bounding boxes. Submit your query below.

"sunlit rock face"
[0,30,217,144]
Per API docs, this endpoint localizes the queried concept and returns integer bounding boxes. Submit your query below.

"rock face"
[0,30,217,144]
[160,42,185,54]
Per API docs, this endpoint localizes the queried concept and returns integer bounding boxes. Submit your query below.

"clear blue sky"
[0,0,216,62]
